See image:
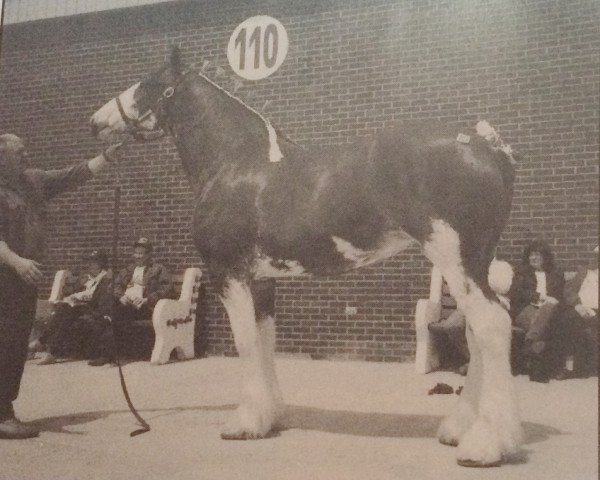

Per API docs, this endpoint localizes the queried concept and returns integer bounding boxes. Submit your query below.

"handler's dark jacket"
[508,263,565,319]
[114,262,172,309]
[0,161,94,265]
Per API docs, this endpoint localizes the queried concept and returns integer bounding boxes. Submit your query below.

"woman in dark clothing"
[509,240,564,382]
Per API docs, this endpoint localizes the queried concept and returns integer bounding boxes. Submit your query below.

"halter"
[114,71,191,141]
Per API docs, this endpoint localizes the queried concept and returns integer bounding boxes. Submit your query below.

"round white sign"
[227,15,288,80]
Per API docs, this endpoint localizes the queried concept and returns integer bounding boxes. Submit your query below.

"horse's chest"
[192,179,262,262]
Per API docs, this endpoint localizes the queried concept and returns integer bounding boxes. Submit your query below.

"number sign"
[227,16,288,80]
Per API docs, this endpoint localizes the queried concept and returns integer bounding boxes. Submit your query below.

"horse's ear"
[170,45,184,74]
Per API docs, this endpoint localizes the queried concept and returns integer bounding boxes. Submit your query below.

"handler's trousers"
[0,269,37,418]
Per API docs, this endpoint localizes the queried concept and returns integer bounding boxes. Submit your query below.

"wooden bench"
[414,267,446,374]
[36,267,202,365]
[414,267,576,374]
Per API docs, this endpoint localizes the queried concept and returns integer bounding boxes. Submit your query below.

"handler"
[0,133,122,439]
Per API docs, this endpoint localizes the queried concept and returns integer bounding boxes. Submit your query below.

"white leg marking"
[220,279,278,438]
[457,289,522,465]
[423,220,469,302]
[424,219,522,465]
[258,315,284,422]
[437,323,480,446]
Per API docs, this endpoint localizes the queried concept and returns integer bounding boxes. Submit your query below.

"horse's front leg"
[424,221,522,466]
[219,278,283,439]
[455,293,523,466]
[437,322,481,446]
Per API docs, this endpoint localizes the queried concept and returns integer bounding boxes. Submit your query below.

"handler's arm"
[39,143,122,200]
[0,241,43,285]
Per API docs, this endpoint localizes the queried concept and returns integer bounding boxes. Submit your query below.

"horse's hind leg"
[219,278,282,439]
[424,220,522,466]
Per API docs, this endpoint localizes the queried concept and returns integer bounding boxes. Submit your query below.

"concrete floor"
[4,356,598,480]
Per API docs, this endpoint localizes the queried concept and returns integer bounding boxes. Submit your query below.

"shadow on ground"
[30,404,237,435]
[30,403,562,446]
[280,405,561,445]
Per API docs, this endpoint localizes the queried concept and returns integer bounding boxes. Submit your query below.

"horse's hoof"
[439,437,459,447]
[220,431,264,440]
[457,458,502,468]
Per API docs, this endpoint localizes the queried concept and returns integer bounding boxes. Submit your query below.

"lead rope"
[108,143,151,437]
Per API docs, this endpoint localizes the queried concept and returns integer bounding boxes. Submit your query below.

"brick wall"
[0,0,598,361]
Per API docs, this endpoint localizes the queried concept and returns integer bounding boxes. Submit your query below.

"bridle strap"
[113,72,191,141]
[115,94,166,142]
[115,95,136,128]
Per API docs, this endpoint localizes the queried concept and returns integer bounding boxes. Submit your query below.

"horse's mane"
[193,71,304,149]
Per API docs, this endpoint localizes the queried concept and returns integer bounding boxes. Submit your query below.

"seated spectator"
[114,237,171,321]
[428,258,513,375]
[31,250,113,365]
[553,246,598,380]
[428,309,469,375]
[509,240,565,382]
[85,237,172,366]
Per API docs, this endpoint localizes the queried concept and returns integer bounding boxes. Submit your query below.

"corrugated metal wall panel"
[2,0,180,24]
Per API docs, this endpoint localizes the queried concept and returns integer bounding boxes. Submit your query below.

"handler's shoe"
[0,417,39,440]
[88,357,112,367]
[28,339,43,353]
[554,368,577,381]
[37,352,57,365]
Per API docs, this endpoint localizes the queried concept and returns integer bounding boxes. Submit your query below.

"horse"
[90,46,522,467]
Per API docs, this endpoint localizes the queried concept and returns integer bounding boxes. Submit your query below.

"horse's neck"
[168,76,268,186]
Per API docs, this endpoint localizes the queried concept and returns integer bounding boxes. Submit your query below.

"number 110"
[234,24,279,70]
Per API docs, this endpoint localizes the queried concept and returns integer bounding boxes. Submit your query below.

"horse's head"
[90,46,185,141]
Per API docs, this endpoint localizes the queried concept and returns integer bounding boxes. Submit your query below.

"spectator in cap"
[31,250,113,366]
[114,237,171,316]
[0,133,122,439]
[87,238,171,366]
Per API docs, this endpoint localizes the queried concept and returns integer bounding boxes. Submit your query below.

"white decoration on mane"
[475,120,516,164]
[197,72,283,163]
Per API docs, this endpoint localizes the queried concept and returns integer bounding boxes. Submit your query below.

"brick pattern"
[0,0,597,362]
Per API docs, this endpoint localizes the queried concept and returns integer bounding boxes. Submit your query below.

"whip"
[107,141,151,437]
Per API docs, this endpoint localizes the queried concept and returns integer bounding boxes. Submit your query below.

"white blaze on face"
[91,82,158,139]
[92,83,140,134]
